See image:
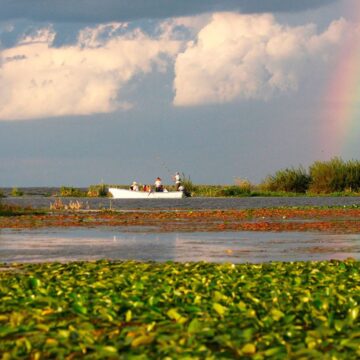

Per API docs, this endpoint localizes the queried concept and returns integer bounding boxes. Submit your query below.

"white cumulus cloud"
[173,13,358,106]
[0,24,180,120]
[1,14,359,120]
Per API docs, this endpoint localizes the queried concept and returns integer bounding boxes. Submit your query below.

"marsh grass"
[11,187,24,197]
[59,186,87,197]
[87,184,109,197]
[310,158,360,194]
[50,199,89,210]
[0,202,44,216]
[54,158,360,198]
[261,166,311,193]
[260,158,360,195]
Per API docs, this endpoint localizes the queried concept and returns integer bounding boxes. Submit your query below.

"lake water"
[1,228,359,264]
[3,196,360,210]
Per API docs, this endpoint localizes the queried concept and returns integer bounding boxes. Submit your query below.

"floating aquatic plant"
[0,260,359,358]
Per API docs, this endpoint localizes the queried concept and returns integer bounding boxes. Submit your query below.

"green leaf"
[348,307,359,322]
[271,309,285,321]
[126,309,132,322]
[187,318,202,334]
[264,347,285,356]
[72,303,88,315]
[166,308,187,324]
[334,320,345,332]
[237,301,247,311]
[167,308,181,321]
[241,343,256,355]
[96,346,118,354]
[28,277,41,289]
[213,291,227,302]
[57,330,70,339]
[131,335,154,348]
[213,303,227,317]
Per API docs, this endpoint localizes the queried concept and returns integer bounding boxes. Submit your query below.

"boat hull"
[108,188,185,199]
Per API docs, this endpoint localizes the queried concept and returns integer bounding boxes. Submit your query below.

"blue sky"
[0,0,359,186]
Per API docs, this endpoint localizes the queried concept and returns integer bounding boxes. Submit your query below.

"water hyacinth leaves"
[0,259,359,358]
[213,303,228,317]
[166,308,188,324]
[28,276,41,289]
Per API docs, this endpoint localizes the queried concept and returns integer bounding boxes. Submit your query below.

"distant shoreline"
[1,186,360,198]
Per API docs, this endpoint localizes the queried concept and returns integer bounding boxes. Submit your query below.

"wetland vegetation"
[1,158,360,198]
[0,260,359,359]
[0,206,359,358]
[1,207,360,233]
[0,201,44,217]
[56,158,360,198]
[1,160,359,358]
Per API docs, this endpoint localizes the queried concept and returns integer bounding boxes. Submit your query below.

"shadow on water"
[0,228,359,263]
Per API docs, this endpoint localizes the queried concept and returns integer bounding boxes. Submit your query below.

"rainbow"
[321,7,360,157]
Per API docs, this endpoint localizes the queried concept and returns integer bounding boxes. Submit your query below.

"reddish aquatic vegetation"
[0,208,359,233]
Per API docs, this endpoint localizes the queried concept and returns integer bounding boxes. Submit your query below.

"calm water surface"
[1,228,359,263]
[3,195,360,210]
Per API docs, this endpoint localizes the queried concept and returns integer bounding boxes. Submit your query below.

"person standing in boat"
[130,181,139,191]
[173,172,181,191]
[154,177,163,192]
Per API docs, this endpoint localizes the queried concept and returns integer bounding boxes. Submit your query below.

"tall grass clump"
[59,186,87,197]
[344,159,360,192]
[234,177,253,193]
[218,178,253,197]
[11,187,24,197]
[309,157,360,193]
[261,166,310,193]
[87,184,109,197]
[181,173,196,196]
[219,186,251,197]
[0,201,44,216]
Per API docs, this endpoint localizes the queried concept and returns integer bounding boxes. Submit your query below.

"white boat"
[108,188,185,199]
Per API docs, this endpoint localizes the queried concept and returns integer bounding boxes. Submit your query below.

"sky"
[0,0,359,186]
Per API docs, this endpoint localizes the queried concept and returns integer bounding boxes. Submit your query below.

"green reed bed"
[0,202,45,217]
[0,260,359,359]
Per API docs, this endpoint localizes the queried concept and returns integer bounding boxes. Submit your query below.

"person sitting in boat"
[154,177,163,192]
[130,181,139,191]
[143,184,151,192]
[173,171,181,191]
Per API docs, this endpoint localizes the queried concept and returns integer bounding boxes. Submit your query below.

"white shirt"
[175,174,181,183]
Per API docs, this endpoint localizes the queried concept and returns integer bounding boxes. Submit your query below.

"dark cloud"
[0,0,337,23]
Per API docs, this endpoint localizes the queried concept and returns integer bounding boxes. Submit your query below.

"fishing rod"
[156,156,174,177]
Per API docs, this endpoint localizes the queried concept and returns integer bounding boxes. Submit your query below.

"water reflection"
[0,228,359,263]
